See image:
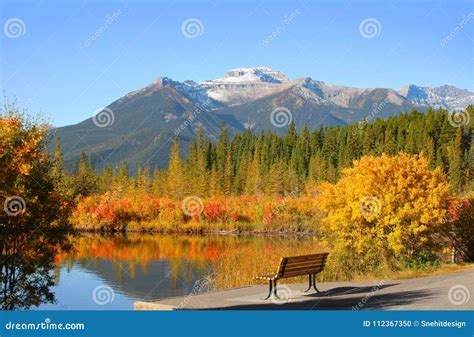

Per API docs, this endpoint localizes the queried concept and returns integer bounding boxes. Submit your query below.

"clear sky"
[1,0,473,126]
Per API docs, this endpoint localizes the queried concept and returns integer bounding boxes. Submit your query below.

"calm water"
[26,234,316,310]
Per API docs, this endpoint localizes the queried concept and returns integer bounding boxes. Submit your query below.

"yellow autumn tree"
[317,152,452,277]
[1,103,72,309]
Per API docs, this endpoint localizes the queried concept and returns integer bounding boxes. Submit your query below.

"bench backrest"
[276,253,329,279]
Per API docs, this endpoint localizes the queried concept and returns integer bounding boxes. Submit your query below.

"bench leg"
[262,280,273,300]
[313,274,321,293]
[273,280,281,300]
[304,274,313,292]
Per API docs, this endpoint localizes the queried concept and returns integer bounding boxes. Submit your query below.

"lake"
[32,234,318,310]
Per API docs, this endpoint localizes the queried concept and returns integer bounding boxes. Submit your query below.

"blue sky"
[1,0,473,126]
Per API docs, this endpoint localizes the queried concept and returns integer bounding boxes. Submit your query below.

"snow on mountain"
[200,67,289,105]
[208,66,289,84]
[124,67,473,112]
[53,66,473,171]
[399,84,474,111]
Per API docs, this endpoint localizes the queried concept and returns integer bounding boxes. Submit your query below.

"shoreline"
[72,227,317,237]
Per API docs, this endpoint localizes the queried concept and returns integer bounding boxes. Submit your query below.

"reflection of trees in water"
[1,106,73,310]
[55,234,316,290]
[1,230,71,310]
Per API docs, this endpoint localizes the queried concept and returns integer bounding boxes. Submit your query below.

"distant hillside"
[51,67,474,170]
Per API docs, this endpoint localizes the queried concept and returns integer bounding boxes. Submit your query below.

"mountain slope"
[399,84,474,110]
[52,78,235,170]
[52,67,473,169]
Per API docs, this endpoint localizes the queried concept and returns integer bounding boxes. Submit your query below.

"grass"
[212,241,474,290]
[218,263,474,290]
[359,263,474,281]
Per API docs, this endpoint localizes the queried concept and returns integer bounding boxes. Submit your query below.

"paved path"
[135,270,473,310]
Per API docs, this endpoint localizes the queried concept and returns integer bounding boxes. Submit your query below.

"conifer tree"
[167,138,185,199]
[448,129,463,192]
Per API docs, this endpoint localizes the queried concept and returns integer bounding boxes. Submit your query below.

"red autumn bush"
[203,203,227,222]
[70,193,322,232]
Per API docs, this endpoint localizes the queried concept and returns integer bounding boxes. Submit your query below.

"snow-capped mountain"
[399,84,474,111]
[52,66,473,170]
[200,67,289,106]
[183,67,472,112]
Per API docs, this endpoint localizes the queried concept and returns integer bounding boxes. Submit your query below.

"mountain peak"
[153,76,173,87]
[399,83,474,110]
[199,67,289,105]
[211,66,289,84]
[399,84,424,97]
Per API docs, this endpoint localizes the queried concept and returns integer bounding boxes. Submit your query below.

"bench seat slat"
[282,263,326,274]
[283,260,327,269]
[280,268,325,278]
[282,254,328,264]
[255,252,329,282]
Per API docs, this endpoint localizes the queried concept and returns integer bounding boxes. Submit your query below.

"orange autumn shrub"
[445,193,474,262]
[70,193,322,232]
[71,193,178,231]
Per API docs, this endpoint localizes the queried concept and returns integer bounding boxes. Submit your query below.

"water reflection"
[3,234,318,310]
[0,228,71,310]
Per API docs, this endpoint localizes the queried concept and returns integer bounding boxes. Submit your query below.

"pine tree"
[152,166,161,196]
[167,138,185,199]
[216,123,229,194]
[65,107,473,197]
[51,138,68,194]
[209,163,219,196]
[245,143,262,195]
[223,150,233,195]
[73,152,96,196]
[114,163,129,194]
[448,129,463,192]
[195,126,209,196]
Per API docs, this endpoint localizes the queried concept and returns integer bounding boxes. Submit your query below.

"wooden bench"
[256,252,329,300]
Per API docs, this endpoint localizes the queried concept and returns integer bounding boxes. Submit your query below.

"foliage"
[401,250,441,269]
[0,103,72,309]
[70,193,322,232]
[445,193,474,262]
[316,152,452,276]
[63,107,472,199]
[1,103,72,232]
